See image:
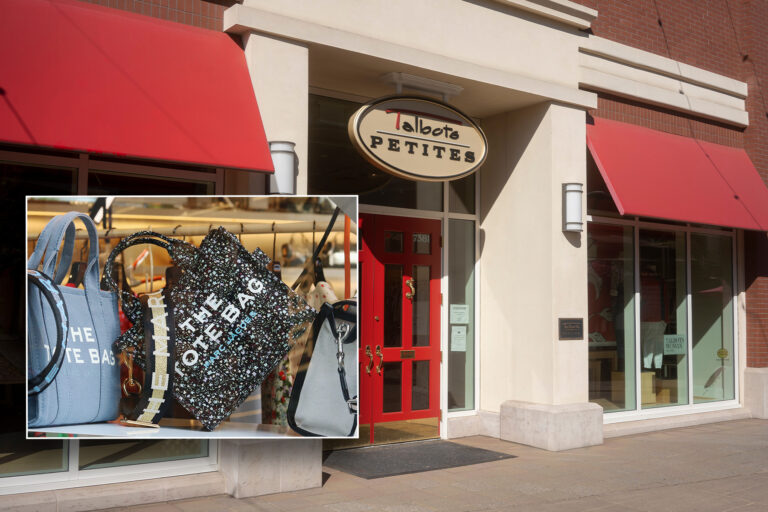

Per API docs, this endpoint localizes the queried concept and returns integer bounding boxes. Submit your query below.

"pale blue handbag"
[27,212,121,428]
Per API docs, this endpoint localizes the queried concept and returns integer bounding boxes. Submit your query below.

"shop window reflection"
[691,234,734,403]
[639,230,688,408]
[448,220,475,411]
[307,94,443,211]
[587,224,636,412]
[78,440,207,470]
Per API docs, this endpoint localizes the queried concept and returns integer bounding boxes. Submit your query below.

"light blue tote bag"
[28,212,121,428]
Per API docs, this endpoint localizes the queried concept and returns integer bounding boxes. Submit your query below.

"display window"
[0,151,292,494]
[588,220,738,417]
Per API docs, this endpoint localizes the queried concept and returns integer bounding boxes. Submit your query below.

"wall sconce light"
[563,183,584,232]
[268,141,296,195]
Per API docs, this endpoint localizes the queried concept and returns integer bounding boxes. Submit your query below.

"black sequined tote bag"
[103,228,316,431]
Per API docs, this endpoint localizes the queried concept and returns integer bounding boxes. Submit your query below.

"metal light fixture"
[268,140,297,195]
[563,183,584,232]
[380,72,463,102]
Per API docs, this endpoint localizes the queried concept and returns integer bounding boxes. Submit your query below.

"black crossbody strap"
[123,289,175,427]
[291,207,341,291]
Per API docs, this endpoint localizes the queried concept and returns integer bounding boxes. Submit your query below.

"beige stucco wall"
[242,32,309,193]
[479,102,588,412]
[231,0,592,413]
[240,0,586,90]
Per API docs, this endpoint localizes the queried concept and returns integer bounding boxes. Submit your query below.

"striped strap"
[123,289,175,427]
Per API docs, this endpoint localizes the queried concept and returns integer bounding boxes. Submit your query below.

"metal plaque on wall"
[558,318,584,340]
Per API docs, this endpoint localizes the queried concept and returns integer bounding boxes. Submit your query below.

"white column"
[478,102,601,450]
[242,32,309,194]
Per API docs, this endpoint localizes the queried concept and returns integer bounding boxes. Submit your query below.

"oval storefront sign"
[348,96,487,182]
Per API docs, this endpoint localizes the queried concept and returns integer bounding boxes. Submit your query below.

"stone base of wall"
[745,367,768,419]
[500,401,604,451]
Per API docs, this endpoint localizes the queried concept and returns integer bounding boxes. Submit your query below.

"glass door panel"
[639,229,688,408]
[412,265,431,347]
[382,362,403,413]
[691,234,735,403]
[411,361,430,411]
[384,265,404,348]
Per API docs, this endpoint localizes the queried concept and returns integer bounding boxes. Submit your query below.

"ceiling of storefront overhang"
[308,44,551,119]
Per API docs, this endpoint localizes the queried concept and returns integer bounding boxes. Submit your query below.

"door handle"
[365,345,374,375]
[375,345,383,375]
[405,278,415,301]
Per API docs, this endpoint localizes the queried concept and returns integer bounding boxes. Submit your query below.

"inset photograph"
[26,196,358,439]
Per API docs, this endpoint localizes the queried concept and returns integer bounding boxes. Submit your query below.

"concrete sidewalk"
[113,419,768,512]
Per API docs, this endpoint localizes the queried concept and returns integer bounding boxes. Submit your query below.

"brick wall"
[746,232,768,367]
[590,94,744,148]
[79,0,229,31]
[576,0,768,367]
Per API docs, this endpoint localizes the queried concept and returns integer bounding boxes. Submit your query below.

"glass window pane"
[0,436,68,478]
[78,440,208,470]
[88,171,213,195]
[448,219,475,411]
[588,224,636,412]
[691,234,734,403]
[449,174,475,214]
[413,234,431,255]
[307,94,443,211]
[384,265,403,347]
[1,164,75,480]
[412,265,430,347]
[385,231,403,253]
[412,361,430,410]
[382,361,402,413]
[639,229,688,408]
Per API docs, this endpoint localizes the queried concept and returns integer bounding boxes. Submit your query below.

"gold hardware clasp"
[365,345,374,375]
[375,345,383,375]
[405,278,415,300]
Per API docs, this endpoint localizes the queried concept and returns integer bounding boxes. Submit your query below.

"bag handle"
[30,212,102,293]
[27,269,69,395]
[102,231,192,323]
[291,207,341,291]
[28,215,75,284]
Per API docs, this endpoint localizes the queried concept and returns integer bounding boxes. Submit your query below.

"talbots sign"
[348,96,487,182]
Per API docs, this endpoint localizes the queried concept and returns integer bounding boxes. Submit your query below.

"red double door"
[358,214,441,444]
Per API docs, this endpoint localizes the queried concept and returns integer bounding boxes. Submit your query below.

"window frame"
[0,149,224,194]
[1,146,233,495]
[0,440,217,495]
[588,214,741,424]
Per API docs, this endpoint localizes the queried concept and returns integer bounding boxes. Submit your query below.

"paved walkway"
[114,419,768,512]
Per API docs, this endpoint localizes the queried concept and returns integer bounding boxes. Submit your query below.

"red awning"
[0,0,273,172]
[587,117,768,231]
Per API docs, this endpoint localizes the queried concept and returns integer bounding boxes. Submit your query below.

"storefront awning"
[0,0,273,172]
[587,117,768,231]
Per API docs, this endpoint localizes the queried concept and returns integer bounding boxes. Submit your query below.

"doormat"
[322,440,515,479]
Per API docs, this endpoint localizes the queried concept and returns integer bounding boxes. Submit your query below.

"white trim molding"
[491,0,597,29]
[224,5,597,110]
[579,36,749,126]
